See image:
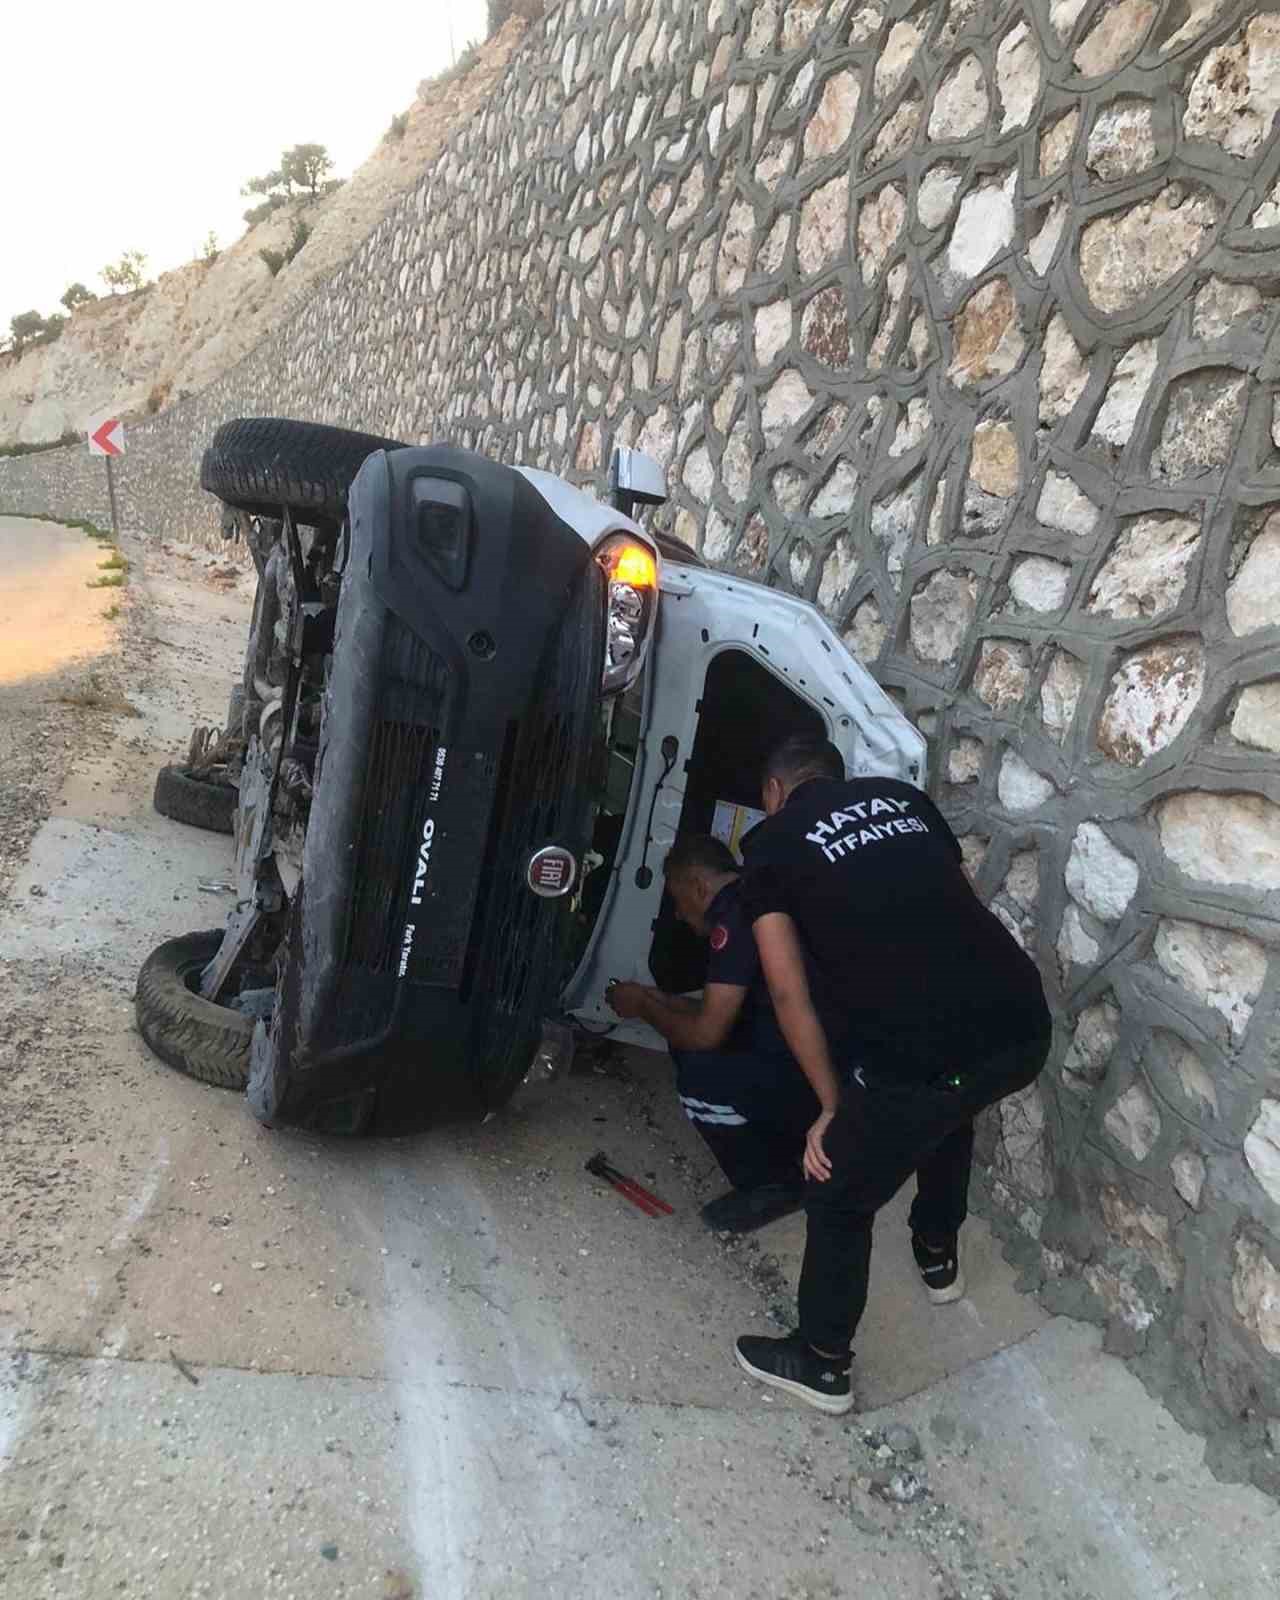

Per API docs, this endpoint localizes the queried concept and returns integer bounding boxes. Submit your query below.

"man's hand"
[753,914,844,1129]
[803,1108,836,1183]
[606,980,648,1019]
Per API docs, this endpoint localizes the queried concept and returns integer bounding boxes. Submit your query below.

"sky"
[0,0,490,327]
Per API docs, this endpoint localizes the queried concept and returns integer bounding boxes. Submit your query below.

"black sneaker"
[912,1231,965,1304]
[735,1331,854,1415]
[701,1183,804,1234]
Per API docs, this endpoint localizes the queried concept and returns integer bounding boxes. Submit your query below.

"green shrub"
[101,250,147,294]
[385,111,409,143]
[244,196,287,228]
[0,431,80,458]
[260,219,311,278]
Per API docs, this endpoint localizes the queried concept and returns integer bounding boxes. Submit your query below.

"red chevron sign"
[88,416,124,458]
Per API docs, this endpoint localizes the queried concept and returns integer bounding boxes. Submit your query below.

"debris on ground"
[872,1422,923,1461]
[864,1466,929,1504]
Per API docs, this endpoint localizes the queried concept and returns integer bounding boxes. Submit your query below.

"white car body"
[515,456,928,1056]
[563,558,928,1051]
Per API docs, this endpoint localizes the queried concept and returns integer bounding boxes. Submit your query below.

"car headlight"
[597,537,658,694]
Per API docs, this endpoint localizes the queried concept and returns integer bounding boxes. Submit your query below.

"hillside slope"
[0,20,526,448]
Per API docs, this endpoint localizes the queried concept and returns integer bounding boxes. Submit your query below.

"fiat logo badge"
[526,845,577,899]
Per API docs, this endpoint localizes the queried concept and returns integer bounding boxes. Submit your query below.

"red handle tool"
[586,1153,674,1217]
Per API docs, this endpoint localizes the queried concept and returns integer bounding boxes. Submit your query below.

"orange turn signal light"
[605,541,658,589]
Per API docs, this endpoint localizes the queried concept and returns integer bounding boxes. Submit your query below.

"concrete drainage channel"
[0,518,1275,1598]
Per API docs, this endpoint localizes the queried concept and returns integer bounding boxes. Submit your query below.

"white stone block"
[998,750,1055,812]
[1155,791,1280,890]
[1066,822,1139,923]
[1104,1083,1161,1162]
[1244,1100,1280,1208]
[1153,918,1268,1041]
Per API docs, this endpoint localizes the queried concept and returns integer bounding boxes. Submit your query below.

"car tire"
[136,930,254,1090]
[200,416,408,525]
[153,763,237,835]
[152,764,236,838]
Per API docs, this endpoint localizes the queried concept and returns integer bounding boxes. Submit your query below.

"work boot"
[911,1231,965,1304]
[700,1182,804,1234]
[734,1331,854,1415]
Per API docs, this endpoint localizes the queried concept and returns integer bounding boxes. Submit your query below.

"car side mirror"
[609,446,668,519]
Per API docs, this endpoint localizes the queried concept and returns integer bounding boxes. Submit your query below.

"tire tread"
[136,930,254,1090]
[199,416,406,523]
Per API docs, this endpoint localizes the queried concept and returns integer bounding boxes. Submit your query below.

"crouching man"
[606,834,818,1233]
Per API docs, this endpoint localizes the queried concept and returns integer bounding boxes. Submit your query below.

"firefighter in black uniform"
[606,834,818,1233]
[733,734,1052,1414]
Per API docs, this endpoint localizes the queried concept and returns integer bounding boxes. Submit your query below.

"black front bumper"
[255,446,594,1134]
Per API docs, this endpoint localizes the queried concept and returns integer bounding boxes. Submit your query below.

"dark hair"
[663,834,739,879]
[764,733,845,788]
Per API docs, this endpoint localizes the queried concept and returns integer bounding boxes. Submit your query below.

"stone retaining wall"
[3,0,1278,1489]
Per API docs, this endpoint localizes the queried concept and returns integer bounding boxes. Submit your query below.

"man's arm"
[752,914,842,1114]
[608,982,748,1052]
[753,912,843,1182]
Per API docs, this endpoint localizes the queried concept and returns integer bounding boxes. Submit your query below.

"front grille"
[343,717,439,972]
[341,617,449,974]
[466,564,603,1099]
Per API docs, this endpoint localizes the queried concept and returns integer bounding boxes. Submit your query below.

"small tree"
[281,143,333,199]
[9,310,44,355]
[199,230,220,263]
[242,166,292,200]
[241,144,335,227]
[60,282,95,312]
[101,250,147,294]
[39,313,67,343]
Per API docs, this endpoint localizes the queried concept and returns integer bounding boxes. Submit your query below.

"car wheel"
[153,763,237,835]
[136,930,255,1090]
[200,416,408,525]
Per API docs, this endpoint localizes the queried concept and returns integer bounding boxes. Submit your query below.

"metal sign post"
[86,413,125,535]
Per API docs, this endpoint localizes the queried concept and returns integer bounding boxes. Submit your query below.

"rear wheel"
[153,762,237,835]
[200,416,408,524]
[136,930,255,1090]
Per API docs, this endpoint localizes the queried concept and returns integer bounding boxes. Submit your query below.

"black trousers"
[798,1029,1051,1354]
[671,1047,818,1191]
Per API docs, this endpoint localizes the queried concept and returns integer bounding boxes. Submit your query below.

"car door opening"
[648,648,826,995]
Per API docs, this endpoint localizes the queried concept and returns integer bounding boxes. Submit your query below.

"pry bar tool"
[586,1153,674,1217]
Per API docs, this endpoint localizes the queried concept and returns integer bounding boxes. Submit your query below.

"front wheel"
[136,930,255,1089]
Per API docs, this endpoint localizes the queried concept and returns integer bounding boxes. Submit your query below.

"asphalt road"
[0,522,1274,1599]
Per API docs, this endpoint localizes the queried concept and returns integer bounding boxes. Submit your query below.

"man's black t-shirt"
[740,777,1049,1082]
[703,879,789,1059]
